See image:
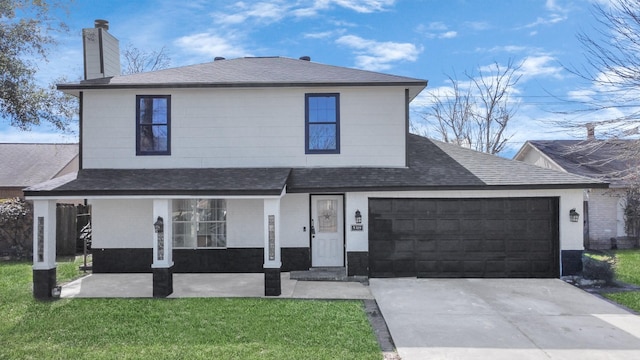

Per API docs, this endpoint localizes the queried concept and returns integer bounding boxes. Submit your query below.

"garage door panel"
[416,238,436,251]
[393,219,415,232]
[483,239,506,252]
[438,239,462,252]
[506,240,530,252]
[394,238,416,253]
[416,219,437,232]
[372,218,392,232]
[437,219,461,232]
[461,219,483,232]
[369,197,559,278]
[463,239,484,252]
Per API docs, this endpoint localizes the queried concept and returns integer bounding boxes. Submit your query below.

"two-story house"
[26,21,605,299]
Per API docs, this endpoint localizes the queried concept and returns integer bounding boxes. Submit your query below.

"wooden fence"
[56,204,91,256]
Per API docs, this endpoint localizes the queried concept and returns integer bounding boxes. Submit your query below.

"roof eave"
[57,80,428,91]
[287,182,609,193]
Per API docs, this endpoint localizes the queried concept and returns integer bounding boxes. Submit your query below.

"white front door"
[311,195,344,267]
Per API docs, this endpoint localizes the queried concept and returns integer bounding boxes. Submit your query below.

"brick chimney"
[82,20,120,80]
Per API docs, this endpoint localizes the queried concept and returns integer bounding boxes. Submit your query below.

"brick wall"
[0,188,23,199]
[587,188,631,249]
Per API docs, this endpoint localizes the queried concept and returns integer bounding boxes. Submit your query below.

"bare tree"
[418,59,522,155]
[122,44,171,75]
[562,0,640,143]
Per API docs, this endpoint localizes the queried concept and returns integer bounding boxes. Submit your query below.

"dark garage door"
[369,198,559,278]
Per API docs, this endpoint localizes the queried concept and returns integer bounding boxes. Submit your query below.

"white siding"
[90,197,294,249]
[81,86,406,169]
[280,193,310,247]
[518,148,565,172]
[90,199,153,248]
[227,199,263,247]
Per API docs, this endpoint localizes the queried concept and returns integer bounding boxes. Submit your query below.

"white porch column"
[152,199,173,297]
[32,200,57,300]
[263,198,282,296]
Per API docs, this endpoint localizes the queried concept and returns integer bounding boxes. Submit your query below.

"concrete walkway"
[370,278,640,360]
[61,272,373,300]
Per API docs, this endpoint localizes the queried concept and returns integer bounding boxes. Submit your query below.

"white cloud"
[518,55,564,79]
[174,32,251,59]
[465,21,491,31]
[336,35,422,71]
[439,31,457,39]
[212,0,396,23]
[304,29,346,39]
[331,0,396,13]
[424,22,448,31]
[212,2,288,25]
[523,14,567,28]
[416,22,458,39]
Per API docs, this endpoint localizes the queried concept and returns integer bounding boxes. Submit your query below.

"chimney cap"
[586,123,595,140]
[299,56,311,61]
[94,19,109,30]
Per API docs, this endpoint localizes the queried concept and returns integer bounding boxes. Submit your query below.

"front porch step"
[290,267,347,281]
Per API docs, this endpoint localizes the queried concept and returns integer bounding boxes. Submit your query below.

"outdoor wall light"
[355,209,362,224]
[569,208,580,222]
[154,216,164,233]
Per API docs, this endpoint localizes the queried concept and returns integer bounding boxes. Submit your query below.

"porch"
[60,272,373,299]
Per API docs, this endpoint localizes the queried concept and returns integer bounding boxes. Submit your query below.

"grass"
[611,250,640,285]
[602,249,640,312]
[0,260,381,360]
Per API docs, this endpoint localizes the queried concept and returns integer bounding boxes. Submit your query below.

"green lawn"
[604,249,640,312]
[0,260,381,360]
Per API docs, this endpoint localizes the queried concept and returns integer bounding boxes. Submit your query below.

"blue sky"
[1,0,619,156]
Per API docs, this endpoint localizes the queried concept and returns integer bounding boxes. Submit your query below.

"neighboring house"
[514,139,640,249]
[0,144,78,198]
[25,20,605,299]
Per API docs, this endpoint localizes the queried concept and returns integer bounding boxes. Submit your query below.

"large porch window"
[172,199,226,248]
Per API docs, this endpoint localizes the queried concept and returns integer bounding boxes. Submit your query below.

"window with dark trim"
[172,199,227,248]
[136,95,170,155]
[305,93,340,154]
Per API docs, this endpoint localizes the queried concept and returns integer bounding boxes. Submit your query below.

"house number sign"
[268,215,275,261]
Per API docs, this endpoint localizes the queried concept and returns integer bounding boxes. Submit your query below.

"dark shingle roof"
[524,140,640,186]
[58,57,427,99]
[287,135,604,192]
[26,168,291,196]
[0,143,78,187]
[25,135,604,198]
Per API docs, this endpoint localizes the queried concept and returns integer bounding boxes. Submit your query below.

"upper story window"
[305,93,340,154]
[136,95,170,155]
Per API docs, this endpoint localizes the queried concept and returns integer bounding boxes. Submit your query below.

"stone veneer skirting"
[561,250,583,276]
[91,247,573,278]
[347,251,369,276]
[92,247,311,273]
[33,268,57,300]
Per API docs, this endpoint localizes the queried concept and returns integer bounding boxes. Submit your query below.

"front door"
[311,195,344,267]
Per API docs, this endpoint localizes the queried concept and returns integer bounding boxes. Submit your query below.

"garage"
[368,197,559,278]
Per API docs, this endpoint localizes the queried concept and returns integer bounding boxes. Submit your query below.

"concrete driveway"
[370,278,640,360]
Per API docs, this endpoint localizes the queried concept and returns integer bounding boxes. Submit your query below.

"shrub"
[582,252,616,284]
[0,198,33,259]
